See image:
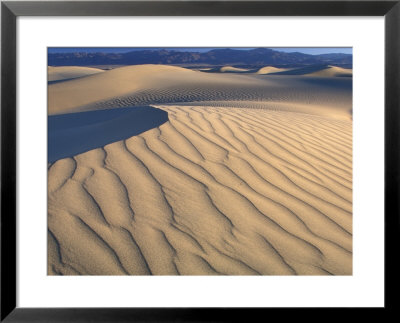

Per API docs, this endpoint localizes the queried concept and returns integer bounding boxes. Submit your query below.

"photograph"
[2,0,398,319]
[47,47,353,276]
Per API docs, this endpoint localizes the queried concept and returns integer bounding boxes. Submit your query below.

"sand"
[48,64,352,275]
[48,66,105,82]
[255,66,291,74]
[219,66,250,73]
[48,64,352,117]
[305,66,353,78]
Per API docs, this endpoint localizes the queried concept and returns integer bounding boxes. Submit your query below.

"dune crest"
[49,64,212,114]
[48,66,105,82]
[305,66,353,77]
[255,66,290,74]
[48,105,352,275]
[269,65,352,77]
[48,62,352,276]
[219,66,249,73]
[48,64,352,117]
[48,106,168,162]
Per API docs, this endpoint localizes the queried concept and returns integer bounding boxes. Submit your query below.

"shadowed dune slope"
[48,66,105,82]
[48,106,168,163]
[48,105,352,276]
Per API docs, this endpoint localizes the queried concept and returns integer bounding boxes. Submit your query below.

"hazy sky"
[48,47,352,55]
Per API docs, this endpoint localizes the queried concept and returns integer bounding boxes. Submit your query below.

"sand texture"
[48,66,105,82]
[48,64,352,275]
[48,65,351,117]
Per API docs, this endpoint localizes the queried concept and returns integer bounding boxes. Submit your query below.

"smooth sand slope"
[48,64,352,275]
[49,64,352,119]
[218,66,250,73]
[255,66,291,75]
[270,65,352,77]
[48,66,105,82]
[304,66,352,78]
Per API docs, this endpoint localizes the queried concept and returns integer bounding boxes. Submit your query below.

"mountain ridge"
[48,48,352,68]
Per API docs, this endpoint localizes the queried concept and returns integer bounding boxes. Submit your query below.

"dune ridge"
[48,106,168,162]
[255,66,290,75]
[48,64,352,117]
[48,66,105,82]
[48,63,352,276]
[219,66,250,73]
[270,65,352,77]
[305,65,353,77]
[48,104,352,275]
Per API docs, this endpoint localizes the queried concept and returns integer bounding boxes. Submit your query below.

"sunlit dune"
[48,64,352,119]
[270,65,352,77]
[219,66,249,73]
[48,63,352,276]
[48,66,105,82]
[304,65,353,77]
[255,66,291,74]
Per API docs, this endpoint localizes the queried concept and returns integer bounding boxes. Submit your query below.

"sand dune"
[48,105,352,275]
[304,66,352,77]
[167,100,352,120]
[48,64,352,118]
[219,66,249,73]
[255,66,291,74]
[48,64,352,276]
[48,106,168,162]
[271,65,352,77]
[48,66,104,82]
[203,65,351,77]
[201,66,250,73]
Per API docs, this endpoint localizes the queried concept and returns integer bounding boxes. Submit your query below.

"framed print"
[1,0,399,321]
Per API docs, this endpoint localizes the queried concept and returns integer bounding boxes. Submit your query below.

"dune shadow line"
[48,78,78,85]
[48,106,168,163]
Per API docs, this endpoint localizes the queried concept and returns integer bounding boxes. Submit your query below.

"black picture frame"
[1,0,399,321]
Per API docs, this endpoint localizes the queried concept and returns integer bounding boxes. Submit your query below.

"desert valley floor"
[48,64,352,275]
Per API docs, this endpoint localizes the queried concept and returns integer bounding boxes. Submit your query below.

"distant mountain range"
[48,48,352,68]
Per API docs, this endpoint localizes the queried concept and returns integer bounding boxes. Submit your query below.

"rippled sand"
[48,65,352,275]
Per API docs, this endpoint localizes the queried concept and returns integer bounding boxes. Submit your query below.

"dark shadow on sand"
[299,76,353,90]
[48,75,92,85]
[48,79,75,85]
[48,106,168,163]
